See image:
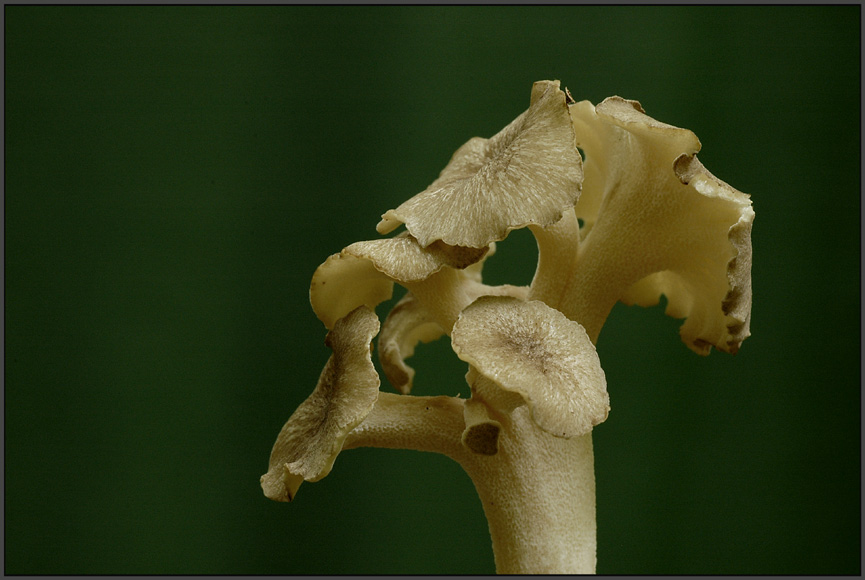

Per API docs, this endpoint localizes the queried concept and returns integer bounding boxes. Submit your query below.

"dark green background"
[5,5,860,575]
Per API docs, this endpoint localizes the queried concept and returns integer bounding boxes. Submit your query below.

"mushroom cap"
[377,292,446,394]
[567,96,754,353]
[451,296,609,438]
[310,233,487,329]
[309,252,394,330]
[376,80,583,248]
[346,234,488,280]
[260,306,380,501]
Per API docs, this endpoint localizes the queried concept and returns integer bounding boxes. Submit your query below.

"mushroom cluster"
[261,80,754,574]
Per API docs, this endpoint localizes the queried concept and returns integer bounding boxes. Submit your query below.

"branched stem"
[343,392,598,574]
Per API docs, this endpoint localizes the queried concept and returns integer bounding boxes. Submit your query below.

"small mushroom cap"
[376,80,583,248]
[378,292,445,394]
[451,296,609,438]
[568,96,754,353]
[260,306,380,502]
[310,252,393,330]
[310,233,487,329]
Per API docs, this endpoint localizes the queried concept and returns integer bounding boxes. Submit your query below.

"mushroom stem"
[406,272,531,336]
[459,405,598,574]
[528,208,581,310]
[557,252,620,344]
[343,392,468,459]
[404,268,475,334]
[344,392,598,575]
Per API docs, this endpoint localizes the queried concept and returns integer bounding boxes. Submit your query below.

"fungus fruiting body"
[261,80,753,574]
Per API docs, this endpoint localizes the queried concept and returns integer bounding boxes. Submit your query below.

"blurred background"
[5,5,860,575]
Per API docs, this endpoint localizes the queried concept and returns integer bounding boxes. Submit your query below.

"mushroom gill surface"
[260,306,381,501]
[377,80,583,249]
[451,296,609,439]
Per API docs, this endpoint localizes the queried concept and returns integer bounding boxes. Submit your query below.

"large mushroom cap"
[565,96,754,353]
[260,306,381,502]
[451,296,609,438]
[376,80,583,248]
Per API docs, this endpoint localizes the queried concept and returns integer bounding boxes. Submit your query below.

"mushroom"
[262,81,754,575]
[557,96,754,352]
[260,305,380,502]
[376,80,582,249]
